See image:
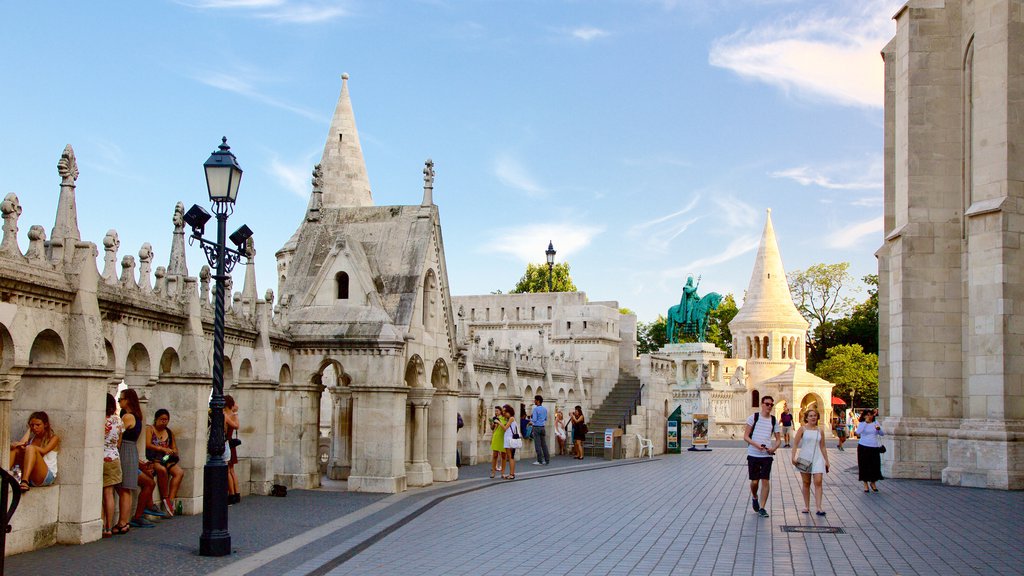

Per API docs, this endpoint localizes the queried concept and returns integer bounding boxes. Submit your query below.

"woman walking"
[791,409,830,516]
[855,409,885,492]
[570,405,587,460]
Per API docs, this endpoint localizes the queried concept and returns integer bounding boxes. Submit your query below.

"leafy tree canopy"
[510,262,578,293]
[808,274,878,371]
[813,343,878,408]
[788,262,857,329]
[636,315,667,355]
[705,293,738,357]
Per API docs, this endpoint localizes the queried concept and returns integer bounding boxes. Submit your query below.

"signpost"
[687,413,712,452]
[667,406,681,454]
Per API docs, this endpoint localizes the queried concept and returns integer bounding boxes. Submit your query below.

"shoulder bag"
[509,421,523,449]
[794,431,818,473]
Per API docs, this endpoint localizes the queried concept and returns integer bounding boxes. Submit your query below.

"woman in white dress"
[791,409,830,516]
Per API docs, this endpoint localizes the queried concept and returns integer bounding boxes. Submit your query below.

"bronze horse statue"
[667,292,722,343]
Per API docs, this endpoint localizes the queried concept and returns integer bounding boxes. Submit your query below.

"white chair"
[636,433,654,458]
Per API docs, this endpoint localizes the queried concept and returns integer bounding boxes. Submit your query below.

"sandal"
[19,481,30,492]
[801,509,810,514]
[490,471,495,478]
[102,528,112,539]
[112,523,131,535]
[508,474,515,480]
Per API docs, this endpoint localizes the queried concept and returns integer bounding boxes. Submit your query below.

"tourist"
[114,388,144,534]
[834,412,848,451]
[530,395,549,465]
[780,407,793,447]
[224,395,241,504]
[855,408,885,492]
[9,411,60,492]
[129,460,158,528]
[500,404,519,480]
[791,409,830,516]
[146,408,184,516]
[570,405,587,460]
[553,410,566,456]
[489,406,506,479]
[744,396,782,518]
[102,393,123,538]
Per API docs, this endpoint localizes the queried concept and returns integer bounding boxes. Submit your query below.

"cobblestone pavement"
[6,442,1023,576]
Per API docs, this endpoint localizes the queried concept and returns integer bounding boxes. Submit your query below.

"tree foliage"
[705,293,739,357]
[510,262,578,293]
[636,315,667,355]
[813,343,878,408]
[787,262,857,329]
[808,275,878,371]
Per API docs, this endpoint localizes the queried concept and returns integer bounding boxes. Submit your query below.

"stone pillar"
[428,389,458,482]
[328,386,352,480]
[0,371,22,470]
[231,379,276,495]
[274,381,323,489]
[458,392,480,465]
[348,385,408,493]
[147,374,217,515]
[406,388,434,487]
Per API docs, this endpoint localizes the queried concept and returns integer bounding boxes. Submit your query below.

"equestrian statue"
[666,274,722,343]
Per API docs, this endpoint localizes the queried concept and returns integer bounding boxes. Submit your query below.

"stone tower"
[879,0,1023,489]
[729,209,832,419]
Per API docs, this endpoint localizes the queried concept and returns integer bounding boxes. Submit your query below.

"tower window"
[335,272,349,299]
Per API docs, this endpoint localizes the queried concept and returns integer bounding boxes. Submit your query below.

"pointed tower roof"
[318,73,373,208]
[730,209,807,329]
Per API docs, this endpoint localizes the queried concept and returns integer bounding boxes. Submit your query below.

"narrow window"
[752,390,760,408]
[335,272,349,299]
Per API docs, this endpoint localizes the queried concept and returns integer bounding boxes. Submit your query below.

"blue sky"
[1,0,901,323]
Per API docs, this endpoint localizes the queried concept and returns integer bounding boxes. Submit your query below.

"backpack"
[752,412,776,430]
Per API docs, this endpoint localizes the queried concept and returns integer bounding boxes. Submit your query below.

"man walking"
[744,396,782,518]
[530,395,550,465]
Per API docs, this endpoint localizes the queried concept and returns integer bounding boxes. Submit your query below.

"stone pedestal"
[347,386,408,494]
[406,388,434,487]
[882,417,961,480]
[942,420,1024,490]
[148,374,218,515]
[328,386,352,480]
[230,379,277,495]
[274,381,323,489]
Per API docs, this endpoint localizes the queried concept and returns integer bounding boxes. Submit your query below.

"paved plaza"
[6,441,1023,576]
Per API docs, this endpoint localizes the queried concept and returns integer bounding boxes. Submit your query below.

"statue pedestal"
[661,342,728,436]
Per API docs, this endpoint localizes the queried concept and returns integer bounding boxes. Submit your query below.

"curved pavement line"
[207,458,657,576]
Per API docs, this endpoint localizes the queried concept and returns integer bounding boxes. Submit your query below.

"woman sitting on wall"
[9,411,60,492]
[146,409,184,516]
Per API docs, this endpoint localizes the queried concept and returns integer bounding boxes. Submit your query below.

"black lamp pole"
[545,241,556,293]
[184,138,251,557]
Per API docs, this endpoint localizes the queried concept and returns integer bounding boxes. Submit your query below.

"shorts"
[835,428,847,438]
[747,455,774,480]
[103,460,123,487]
[782,425,792,433]
[30,468,56,487]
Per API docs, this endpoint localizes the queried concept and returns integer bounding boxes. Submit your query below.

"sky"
[1,0,903,323]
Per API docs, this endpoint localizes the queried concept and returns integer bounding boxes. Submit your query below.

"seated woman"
[145,409,184,516]
[9,411,60,492]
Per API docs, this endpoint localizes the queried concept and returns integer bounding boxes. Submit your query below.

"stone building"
[878,0,1023,489]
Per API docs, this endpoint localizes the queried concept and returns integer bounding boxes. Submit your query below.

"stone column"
[458,392,479,465]
[0,371,22,470]
[428,389,458,482]
[328,386,352,480]
[147,373,218,515]
[231,379,277,495]
[273,381,323,489]
[406,388,434,487]
[348,385,409,493]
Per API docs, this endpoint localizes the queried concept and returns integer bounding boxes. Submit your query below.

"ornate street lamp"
[184,137,251,557]
[545,241,556,292]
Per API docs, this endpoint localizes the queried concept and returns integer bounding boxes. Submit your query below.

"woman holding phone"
[855,408,885,492]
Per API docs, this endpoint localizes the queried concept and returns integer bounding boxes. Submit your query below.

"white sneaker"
[532,461,544,465]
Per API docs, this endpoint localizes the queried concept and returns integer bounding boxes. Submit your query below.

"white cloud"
[267,154,317,199]
[850,195,883,208]
[824,216,883,249]
[481,222,604,263]
[709,0,903,108]
[179,0,347,24]
[193,72,326,122]
[770,166,881,190]
[494,154,546,197]
[571,26,609,41]
[666,234,761,276]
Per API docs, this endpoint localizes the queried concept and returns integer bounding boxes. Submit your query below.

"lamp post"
[183,137,252,557]
[545,241,556,292]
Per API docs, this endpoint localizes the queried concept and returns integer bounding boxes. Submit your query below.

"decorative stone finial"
[0,193,23,257]
[101,230,120,282]
[167,202,189,277]
[342,72,349,80]
[57,144,79,184]
[138,243,154,292]
[422,158,435,207]
[26,225,46,261]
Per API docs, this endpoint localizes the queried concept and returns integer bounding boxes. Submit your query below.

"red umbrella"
[831,396,846,405]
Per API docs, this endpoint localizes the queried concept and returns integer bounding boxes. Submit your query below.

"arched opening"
[798,393,825,425]
[125,344,151,399]
[222,357,235,391]
[105,339,116,372]
[0,324,14,372]
[159,348,179,375]
[29,329,65,365]
[239,358,253,383]
[335,271,349,300]
[316,360,351,481]
[405,356,425,388]
[751,390,760,408]
[278,364,292,384]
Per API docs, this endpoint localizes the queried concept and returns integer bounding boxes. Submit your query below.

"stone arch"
[335,271,349,300]
[483,382,494,398]
[279,363,292,384]
[430,358,449,390]
[104,339,116,372]
[798,392,825,424]
[524,385,533,400]
[405,355,426,388]
[159,348,179,375]
[567,388,577,403]
[29,329,65,365]
[422,268,438,331]
[222,356,235,391]
[315,358,351,480]
[125,343,151,393]
[751,389,760,408]
[497,382,507,397]
[0,323,14,372]
[239,358,253,382]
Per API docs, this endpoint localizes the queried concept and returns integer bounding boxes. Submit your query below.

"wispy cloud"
[494,153,546,197]
[179,0,347,24]
[481,222,604,263]
[570,26,609,41]
[709,0,903,108]
[267,151,319,199]
[824,216,883,249]
[657,195,761,275]
[771,154,882,192]
[629,195,703,253]
[193,71,326,122]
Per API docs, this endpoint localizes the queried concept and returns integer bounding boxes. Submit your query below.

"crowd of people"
[487,396,588,480]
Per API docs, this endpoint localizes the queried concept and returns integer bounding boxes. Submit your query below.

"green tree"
[636,315,667,355]
[510,262,578,293]
[705,293,739,357]
[787,262,857,328]
[808,275,879,370]
[813,343,878,408]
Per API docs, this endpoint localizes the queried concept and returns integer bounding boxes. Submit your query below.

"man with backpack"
[744,396,782,518]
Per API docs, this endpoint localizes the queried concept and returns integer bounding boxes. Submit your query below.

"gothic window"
[752,390,760,408]
[335,271,349,299]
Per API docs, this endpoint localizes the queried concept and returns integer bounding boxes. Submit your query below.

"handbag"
[509,422,523,449]
[878,444,886,453]
[794,431,818,473]
[229,438,242,448]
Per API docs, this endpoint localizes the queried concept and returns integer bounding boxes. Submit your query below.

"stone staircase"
[582,374,643,457]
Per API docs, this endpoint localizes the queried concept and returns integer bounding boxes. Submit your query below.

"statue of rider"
[682,274,700,325]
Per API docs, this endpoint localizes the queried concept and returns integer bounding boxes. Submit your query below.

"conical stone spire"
[730,209,807,329]
[318,73,373,208]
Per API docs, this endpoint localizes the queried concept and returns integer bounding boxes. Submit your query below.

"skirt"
[857,444,884,482]
[119,440,139,490]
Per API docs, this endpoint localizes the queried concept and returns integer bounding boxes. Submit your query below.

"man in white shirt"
[744,396,782,518]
